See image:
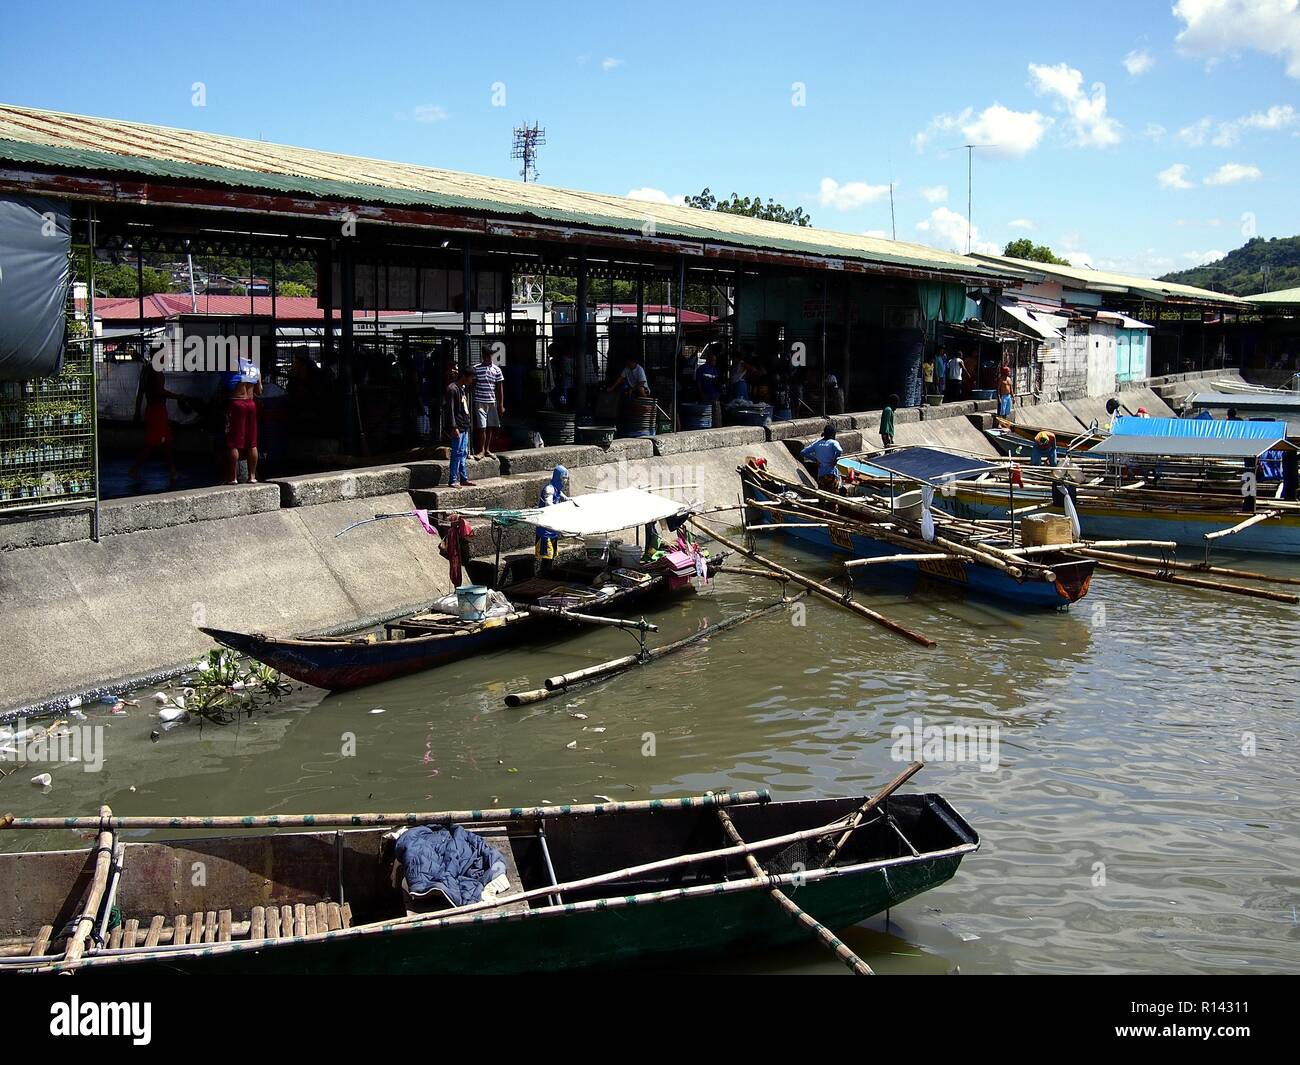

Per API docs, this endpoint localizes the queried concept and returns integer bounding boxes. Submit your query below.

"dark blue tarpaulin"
[0,194,71,380]
[843,446,999,484]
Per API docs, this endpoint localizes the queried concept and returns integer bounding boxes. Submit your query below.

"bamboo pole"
[844,552,955,568]
[688,520,936,648]
[507,597,799,705]
[825,762,923,866]
[1093,561,1300,603]
[716,808,874,976]
[0,791,770,833]
[1077,547,1300,586]
[1204,510,1278,541]
[62,805,113,964]
[525,605,658,633]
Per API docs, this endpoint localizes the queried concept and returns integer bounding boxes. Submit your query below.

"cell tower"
[511,122,546,183]
[511,123,547,304]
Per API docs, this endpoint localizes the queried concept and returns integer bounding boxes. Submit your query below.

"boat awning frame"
[1110,415,1289,440]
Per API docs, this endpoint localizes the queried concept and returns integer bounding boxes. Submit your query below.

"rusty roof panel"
[0,103,1017,282]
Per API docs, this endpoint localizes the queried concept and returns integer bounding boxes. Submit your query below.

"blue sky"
[3,0,1299,278]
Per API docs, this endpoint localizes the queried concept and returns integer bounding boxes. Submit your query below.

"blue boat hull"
[951,487,1300,556]
[741,479,1090,608]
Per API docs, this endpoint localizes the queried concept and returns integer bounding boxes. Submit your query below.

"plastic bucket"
[455,585,490,619]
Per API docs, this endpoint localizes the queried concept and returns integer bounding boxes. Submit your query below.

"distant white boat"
[1212,377,1300,396]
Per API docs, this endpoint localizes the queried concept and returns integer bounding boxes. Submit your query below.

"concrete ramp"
[1007,401,1089,435]
[1118,387,1177,417]
[893,417,1000,456]
[0,492,452,711]
[1063,396,1121,430]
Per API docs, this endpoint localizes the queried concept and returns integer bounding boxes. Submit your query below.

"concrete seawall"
[0,372,1233,715]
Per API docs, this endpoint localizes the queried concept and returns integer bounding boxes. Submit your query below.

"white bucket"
[614,543,644,567]
[455,585,490,619]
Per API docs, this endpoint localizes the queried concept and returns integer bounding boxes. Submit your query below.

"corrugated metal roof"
[1248,285,1300,305]
[970,252,1250,307]
[0,103,1014,283]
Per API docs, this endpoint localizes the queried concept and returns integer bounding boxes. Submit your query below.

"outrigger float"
[0,770,978,975]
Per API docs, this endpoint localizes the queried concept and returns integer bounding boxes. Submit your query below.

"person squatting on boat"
[802,424,845,492]
[534,465,571,564]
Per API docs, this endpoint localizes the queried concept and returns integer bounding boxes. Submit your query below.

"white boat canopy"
[501,487,694,537]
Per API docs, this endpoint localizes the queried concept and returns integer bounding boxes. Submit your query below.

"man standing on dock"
[472,347,505,461]
[444,366,474,488]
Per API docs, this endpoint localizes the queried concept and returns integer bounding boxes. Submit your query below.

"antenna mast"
[511,122,546,183]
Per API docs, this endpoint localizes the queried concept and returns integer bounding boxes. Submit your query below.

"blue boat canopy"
[841,447,1000,484]
[1111,415,1289,439]
[1091,434,1296,459]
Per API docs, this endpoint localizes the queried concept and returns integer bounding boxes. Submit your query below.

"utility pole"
[947,143,996,254]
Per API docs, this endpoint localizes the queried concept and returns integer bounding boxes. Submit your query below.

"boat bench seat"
[105,901,354,950]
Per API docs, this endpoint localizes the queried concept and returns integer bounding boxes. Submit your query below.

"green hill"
[1160,236,1300,296]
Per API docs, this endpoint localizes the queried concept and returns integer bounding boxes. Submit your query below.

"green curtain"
[942,283,967,324]
[916,282,944,321]
[916,282,968,323]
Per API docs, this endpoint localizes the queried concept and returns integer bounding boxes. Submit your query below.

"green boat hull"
[88,855,962,975]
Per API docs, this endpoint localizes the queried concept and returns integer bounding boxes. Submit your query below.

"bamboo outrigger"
[0,778,978,975]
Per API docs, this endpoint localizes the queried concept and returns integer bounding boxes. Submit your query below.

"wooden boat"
[0,788,978,974]
[985,415,1107,460]
[946,430,1300,556]
[741,458,1096,608]
[203,550,724,691]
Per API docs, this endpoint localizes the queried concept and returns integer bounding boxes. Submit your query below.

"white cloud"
[626,187,686,205]
[913,104,1050,157]
[920,185,948,203]
[915,207,998,254]
[1179,116,1212,145]
[1007,218,1036,231]
[412,104,448,123]
[601,57,623,71]
[817,177,890,211]
[1212,103,1298,144]
[862,229,890,239]
[1029,61,1122,147]
[1183,248,1227,263]
[1144,122,1168,142]
[1062,248,1094,268]
[1204,161,1262,184]
[1124,48,1155,75]
[1174,0,1300,79]
[1157,162,1195,189]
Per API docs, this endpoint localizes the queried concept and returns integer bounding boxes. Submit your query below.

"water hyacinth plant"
[157,650,293,727]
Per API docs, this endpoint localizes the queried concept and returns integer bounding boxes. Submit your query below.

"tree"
[1002,238,1072,266]
[685,187,812,227]
[92,262,173,298]
[276,280,312,297]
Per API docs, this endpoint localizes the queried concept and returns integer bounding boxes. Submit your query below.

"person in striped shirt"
[472,348,505,460]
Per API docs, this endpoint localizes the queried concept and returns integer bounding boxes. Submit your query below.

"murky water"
[6,539,1300,974]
